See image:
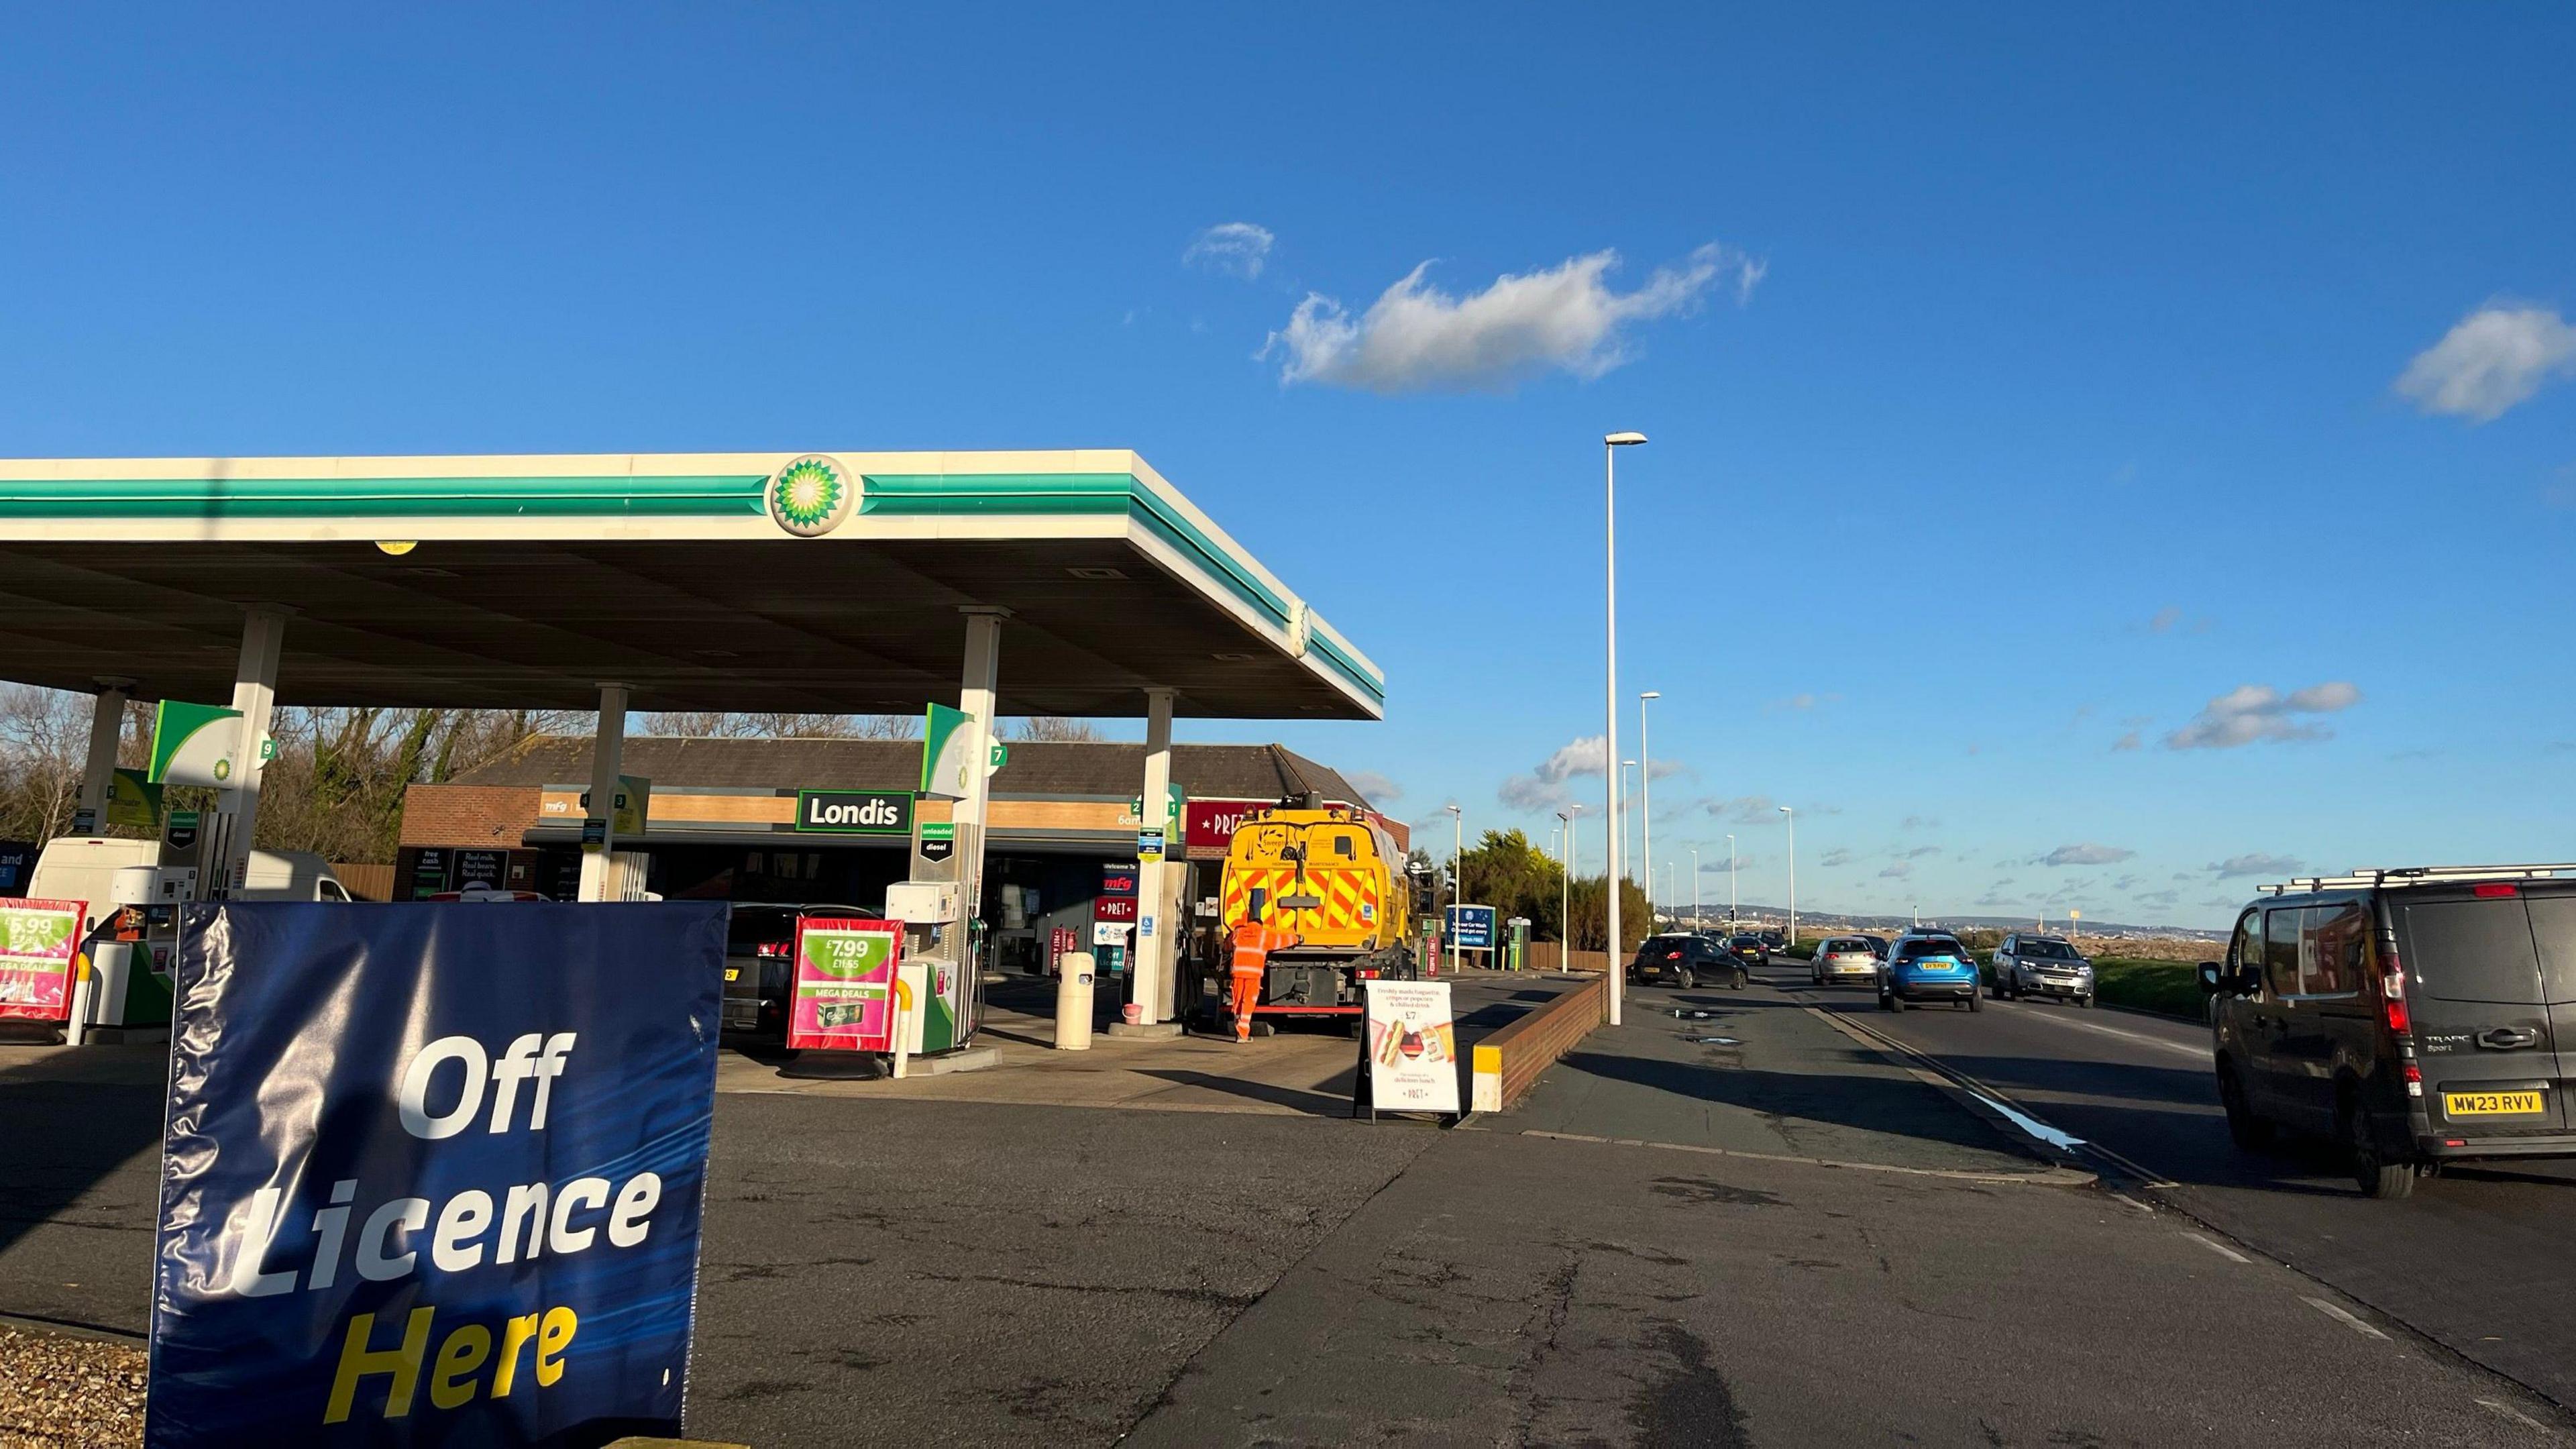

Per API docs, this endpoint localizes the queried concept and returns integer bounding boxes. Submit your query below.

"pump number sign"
[786,918,904,1052]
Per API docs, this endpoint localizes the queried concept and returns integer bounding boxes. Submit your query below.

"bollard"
[1055,952,1096,1051]
[891,977,914,1079]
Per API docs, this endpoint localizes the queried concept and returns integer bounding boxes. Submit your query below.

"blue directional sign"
[1448,904,1497,951]
[146,902,727,1448]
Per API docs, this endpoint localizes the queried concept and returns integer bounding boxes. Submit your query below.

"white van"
[28,837,351,936]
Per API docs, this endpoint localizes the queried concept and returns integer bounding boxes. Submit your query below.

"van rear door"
[2394,894,2567,1134]
[2517,894,2576,1130]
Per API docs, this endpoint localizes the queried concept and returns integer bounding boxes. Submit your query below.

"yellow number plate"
[2443,1090,2544,1118]
[724,967,741,982]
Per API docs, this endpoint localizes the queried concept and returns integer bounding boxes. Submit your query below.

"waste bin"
[1055,952,1095,1051]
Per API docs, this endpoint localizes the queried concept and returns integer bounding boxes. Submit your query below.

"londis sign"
[792,790,914,835]
[146,902,727,1447]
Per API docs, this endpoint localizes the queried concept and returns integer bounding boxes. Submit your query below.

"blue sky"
[5,5,2573,927]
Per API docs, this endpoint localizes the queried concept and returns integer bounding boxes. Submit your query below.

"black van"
[2202,865,2576,1198]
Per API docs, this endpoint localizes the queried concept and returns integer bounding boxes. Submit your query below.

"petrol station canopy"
[0,449,1383,719]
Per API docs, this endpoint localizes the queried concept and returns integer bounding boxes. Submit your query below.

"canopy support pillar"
[1134,687,1176,1024]
[70,678,133,835]
[577,684,631,902]
[211,610,284,896]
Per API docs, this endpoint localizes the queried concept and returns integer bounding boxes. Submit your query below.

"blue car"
[1878,932,1984,1012]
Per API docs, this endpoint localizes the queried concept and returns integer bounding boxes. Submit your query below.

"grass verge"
[2090,957,2206,1019]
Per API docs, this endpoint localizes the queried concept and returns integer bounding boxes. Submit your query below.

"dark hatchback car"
[1723,934,1770,970]
[723,902,879,1039]
[1631,933,1747,989]
[2204,865,2576,1199]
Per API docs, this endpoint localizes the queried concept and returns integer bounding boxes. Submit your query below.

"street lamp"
[1779,805,1796,949]
[1620,761,1638,883]
[1446,803,1464,933]
[1555,806,1579,969]
[1726,832,1737,924]
[1603,429,1646,1026]
[1638,690,1660,924]
[1690,847,1699,928]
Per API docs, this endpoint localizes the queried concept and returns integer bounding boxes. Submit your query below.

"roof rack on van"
[2258,863,2576,895]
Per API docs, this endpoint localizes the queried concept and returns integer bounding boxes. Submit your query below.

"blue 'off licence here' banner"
[146,902,727,1448]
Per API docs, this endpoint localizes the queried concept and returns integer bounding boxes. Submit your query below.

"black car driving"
[1631,933,1747,989]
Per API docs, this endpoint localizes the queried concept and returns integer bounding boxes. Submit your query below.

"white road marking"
[1998,999,2212,1059]
[2475,1398,2556,1436]
[2183,1231,2249,1264]
[2303,1295,2391,1341]
[2109,1192,2155,1215]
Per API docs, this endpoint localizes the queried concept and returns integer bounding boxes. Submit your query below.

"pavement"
[1802,968,2576,1411]
[5,963,2571,1446]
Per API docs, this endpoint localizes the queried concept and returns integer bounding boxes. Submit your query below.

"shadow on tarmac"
[1548,1047,2012,1159]
[0,1052,164,1263]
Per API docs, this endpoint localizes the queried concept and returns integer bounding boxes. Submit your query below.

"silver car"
[1809,936,1880,987]
[1992,933,2095,1006]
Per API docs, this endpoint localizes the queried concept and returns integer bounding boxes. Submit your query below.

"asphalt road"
[1794,961,2576,1412]
[9,971,2574,1445]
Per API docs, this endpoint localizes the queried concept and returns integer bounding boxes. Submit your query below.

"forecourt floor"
[4,977,2567,1446]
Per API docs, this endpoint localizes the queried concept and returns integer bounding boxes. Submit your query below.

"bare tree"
[637,711,919,740]
[1010,716,1105,742]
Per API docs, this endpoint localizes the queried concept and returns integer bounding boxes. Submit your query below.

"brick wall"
[398,784,541,848]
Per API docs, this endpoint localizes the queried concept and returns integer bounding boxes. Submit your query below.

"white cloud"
[1499,774,1572,812]
[1265,242,1759,393]
[2111,731,2142,752]
[2210,852,2302,879]
[2043,843,2134,867]
[2165,682,2362,750]
[1345,769,1401,804]
[1879,861,1913,879]
[1700,795,1782,824]
[1819,847,1855,868]
[1183,222,1275,280]
[1900,815,1939,830]
[1498,735,1611,812]
[2396,304,2576,423]
[2148,606,2183,634]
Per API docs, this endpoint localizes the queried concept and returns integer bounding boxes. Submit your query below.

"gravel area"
[0,1327,145,1448]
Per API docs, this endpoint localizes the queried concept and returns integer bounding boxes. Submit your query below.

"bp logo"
[766,454,857,537]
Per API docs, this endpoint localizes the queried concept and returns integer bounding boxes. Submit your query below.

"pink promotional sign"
[0,898,87,1023]
[785,916,904,1052]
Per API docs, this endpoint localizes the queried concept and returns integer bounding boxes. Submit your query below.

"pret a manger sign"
[147,902,727,1448]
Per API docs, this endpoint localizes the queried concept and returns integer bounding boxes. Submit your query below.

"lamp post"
[1690,847,1700,929]
[1555,806,1578,969]
[1727,833,1737,925]
[1619,761,1638,883]
[1446,803,1464,943]
[1638,690,1659,923]
[1779,806,1796,949]
[1603,429,1645,1026]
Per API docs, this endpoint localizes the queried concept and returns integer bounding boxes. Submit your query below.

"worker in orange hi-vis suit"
[1228,904,1300,1043]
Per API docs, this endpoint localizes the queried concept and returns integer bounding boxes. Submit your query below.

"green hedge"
[2091,957,2206,1020]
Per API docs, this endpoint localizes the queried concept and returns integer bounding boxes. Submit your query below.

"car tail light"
[2381,955,2410,1036]
[2474,882,2518,898]
[1666,951,1682,959]
[2402,1062,2423,1097]
[1356,968,1378,979]
[757,942,787,958]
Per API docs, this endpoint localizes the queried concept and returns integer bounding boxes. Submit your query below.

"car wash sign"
[145,901,728,1448]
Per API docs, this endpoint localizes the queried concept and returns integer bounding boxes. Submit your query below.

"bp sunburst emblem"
[766,454,857,537]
